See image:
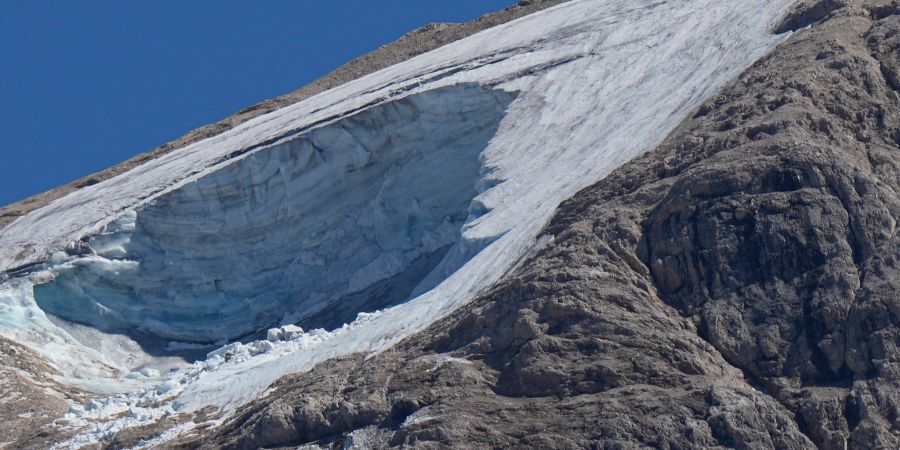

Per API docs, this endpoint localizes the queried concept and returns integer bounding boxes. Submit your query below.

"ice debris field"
[0,0,798,446]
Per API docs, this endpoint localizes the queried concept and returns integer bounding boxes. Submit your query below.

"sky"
[0,1,515,207]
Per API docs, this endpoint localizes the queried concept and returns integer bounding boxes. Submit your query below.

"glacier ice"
[33,85,516,344]
[267,325,304,342]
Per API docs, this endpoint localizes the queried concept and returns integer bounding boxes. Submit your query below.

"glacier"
[0,0,800,445]
[32,85,516,344]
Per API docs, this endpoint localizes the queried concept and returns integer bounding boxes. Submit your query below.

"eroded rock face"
[166,3,900,449]
[0,337,84,449]
[639,7,900,447]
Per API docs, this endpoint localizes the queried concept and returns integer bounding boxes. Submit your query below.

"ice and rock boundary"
[0,0,809,447]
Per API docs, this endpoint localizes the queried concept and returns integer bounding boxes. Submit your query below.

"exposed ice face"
[33,85,516,343]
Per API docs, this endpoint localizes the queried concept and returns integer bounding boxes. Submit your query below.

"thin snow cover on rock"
[0,0,797,440]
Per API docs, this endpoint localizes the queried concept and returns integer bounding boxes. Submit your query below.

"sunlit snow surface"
[0,0,797,445]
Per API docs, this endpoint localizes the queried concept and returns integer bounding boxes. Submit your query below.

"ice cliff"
[32,85,515,343]
[0,0,800,445]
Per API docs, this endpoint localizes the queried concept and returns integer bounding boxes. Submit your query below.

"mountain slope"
[2,0,875,448]
[163,1,900,448]
[0,0,569,231]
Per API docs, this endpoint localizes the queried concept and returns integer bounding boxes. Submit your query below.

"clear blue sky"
[0,1,514,207]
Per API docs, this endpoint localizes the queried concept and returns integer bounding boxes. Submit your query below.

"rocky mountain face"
[152,2,900,448]
[4,1,900,449]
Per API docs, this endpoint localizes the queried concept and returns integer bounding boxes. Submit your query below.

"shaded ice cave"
[33,85,516,345]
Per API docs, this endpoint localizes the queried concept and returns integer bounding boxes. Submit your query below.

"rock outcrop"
[171,2,900,448]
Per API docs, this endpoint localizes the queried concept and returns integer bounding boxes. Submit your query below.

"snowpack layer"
[0,0,798,443]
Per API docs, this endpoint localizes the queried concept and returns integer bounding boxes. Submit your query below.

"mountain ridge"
[0,0,568,230]
[167,1,900,448]
[5,1,898,448]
